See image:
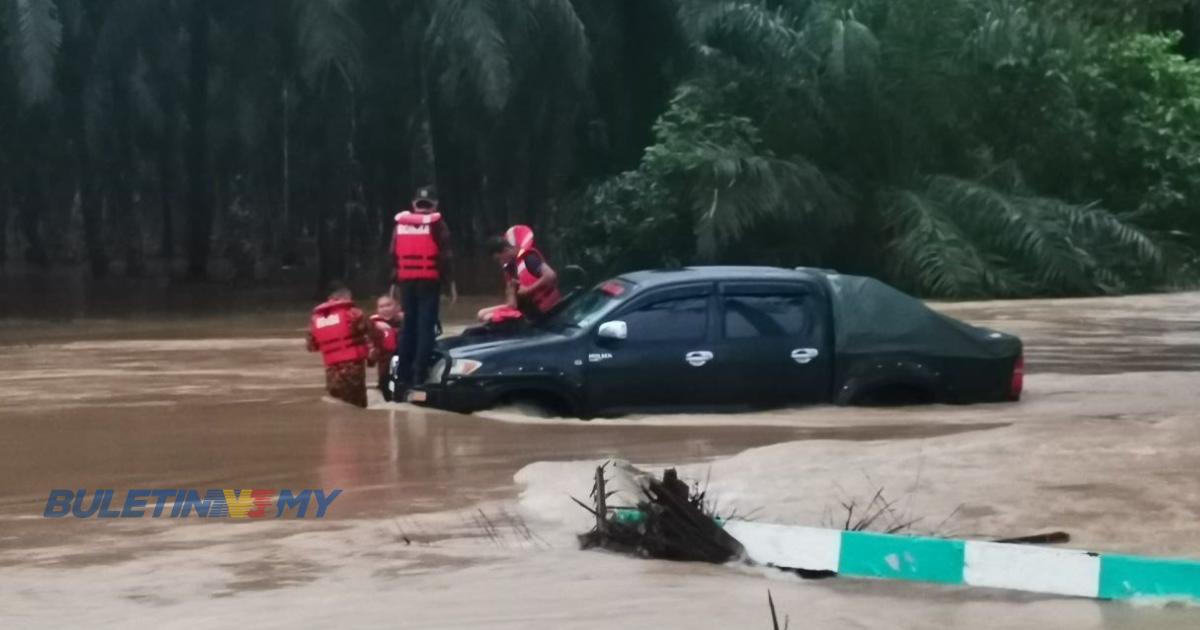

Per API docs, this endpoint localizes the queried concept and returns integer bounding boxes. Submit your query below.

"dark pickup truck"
[407,266,1023,417]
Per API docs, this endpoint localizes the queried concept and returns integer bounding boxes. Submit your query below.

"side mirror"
[597,320,627,341]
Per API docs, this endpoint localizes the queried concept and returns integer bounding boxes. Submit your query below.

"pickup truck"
[407,266,1023,417]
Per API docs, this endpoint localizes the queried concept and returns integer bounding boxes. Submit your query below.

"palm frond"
[426,0,513,113]
[966,0,1089,70]
[534,0,591,91]
[1043,200,1163,268]
[12,0,62,106]
[925,175,1098,291]
[884,187,1022,297]
[691,145,848,260]
[891,175,1164,296]
[296,0,364,88]
[680,1,808,68]
[798,5,879,87]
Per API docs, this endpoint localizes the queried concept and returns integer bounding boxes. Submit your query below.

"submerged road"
[1,292,1199,628]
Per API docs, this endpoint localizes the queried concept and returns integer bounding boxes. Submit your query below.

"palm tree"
[6,0,59,107]
[90,0,175,277]
[572,0,687,176]
[4,0,60,267]
[420,0,599,240]
[182,0,211,279]
[0,0,1192,298]
[574,0,1166,296]
[6,0,176,276]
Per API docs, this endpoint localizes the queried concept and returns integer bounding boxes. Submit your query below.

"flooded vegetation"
[1,290,1199,628]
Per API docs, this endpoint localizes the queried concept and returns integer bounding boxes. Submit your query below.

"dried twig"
[578,466,743,563]
[929,504,964,537]
[767,590,789,630]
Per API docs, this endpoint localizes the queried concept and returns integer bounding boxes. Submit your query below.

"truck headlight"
[426,358,447,383]
[448,359,483,377]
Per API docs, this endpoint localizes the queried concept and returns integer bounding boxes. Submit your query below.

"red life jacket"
[310,299,369,367]
[369,314,398,353]
[394,211,442,281]
[513,247,561,315]
[488,306,525,324]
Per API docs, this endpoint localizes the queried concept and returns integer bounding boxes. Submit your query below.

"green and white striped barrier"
[722,521,1200,602]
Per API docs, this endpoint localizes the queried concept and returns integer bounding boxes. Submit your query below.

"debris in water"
[576,463,743,563]
[833,486,921,534]
[575,464,1092,597]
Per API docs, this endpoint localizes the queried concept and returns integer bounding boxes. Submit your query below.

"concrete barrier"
[723,520,1200,602]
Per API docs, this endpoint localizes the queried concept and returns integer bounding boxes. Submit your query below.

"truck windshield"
[543,280,632,331]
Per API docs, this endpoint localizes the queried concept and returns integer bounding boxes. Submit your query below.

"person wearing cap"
[391,185,456,392]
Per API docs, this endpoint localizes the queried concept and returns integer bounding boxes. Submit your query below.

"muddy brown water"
[0,329,1001,558]
[1,285,1199,628]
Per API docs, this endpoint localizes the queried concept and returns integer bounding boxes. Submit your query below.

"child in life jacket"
[367,294,404,402]
[476,225,560,325]
[307,286,370,408]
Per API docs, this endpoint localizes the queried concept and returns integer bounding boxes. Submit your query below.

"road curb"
[723,521,1200,602]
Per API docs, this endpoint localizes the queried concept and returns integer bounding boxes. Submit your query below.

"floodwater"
[1,285,1199,628]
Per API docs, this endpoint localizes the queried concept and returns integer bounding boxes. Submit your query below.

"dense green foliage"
[2,0,1200,296]
[568,0,1200,296]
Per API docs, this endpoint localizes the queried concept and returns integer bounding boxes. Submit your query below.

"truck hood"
[443,329,572,360]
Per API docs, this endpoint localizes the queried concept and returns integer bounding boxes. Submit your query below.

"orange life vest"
[310,299,369,367]
[393,211,442,281]
[369,314,398,353]
[512,247,560,315]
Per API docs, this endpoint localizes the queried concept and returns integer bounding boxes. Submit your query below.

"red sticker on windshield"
[601,282,626,297]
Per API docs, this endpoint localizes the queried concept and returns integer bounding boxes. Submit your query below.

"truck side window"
[624,297,708,342]
[724,295,807,339]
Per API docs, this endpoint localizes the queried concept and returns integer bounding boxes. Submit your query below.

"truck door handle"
[790,348,819,364]
[685,351,714,367]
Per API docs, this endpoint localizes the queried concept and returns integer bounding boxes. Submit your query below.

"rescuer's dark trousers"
[395,280,440,389]
[376,360,393,402]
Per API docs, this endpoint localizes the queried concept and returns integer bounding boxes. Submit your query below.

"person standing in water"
[307,285,370,408]
[391,185,456,394]
[368,294,403,401]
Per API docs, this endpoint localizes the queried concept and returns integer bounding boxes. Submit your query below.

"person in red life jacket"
[391,185,456,393]
[367,294,403,401]
[476,225,560,324]
[306,285,370,408]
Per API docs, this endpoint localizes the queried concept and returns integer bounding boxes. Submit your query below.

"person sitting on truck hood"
[476,226,560,324]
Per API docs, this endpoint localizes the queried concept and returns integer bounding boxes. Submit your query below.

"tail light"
[1010,355,1024,400]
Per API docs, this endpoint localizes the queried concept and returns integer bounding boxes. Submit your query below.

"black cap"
[414,185,438,202]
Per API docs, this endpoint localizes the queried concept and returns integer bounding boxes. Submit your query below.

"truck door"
[584,284,718,411]
[714,282,832,405]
